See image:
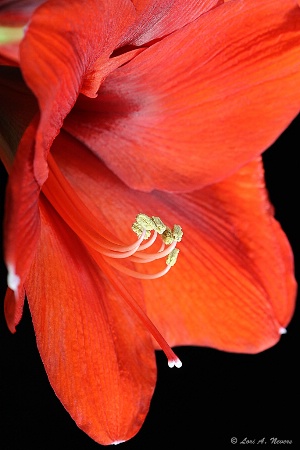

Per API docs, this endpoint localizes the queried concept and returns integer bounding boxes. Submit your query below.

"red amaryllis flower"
[0,0,299,445]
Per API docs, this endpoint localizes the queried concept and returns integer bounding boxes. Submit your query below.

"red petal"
[43,137,181,365]
[141,159,296,352]
[2,117,41,308]
[0,68,39,331]
[121,0,222,45]
[65,0,300,192]
[4,285,25,333]
[25,197,156,445]
[52,141,296,353]
[19,0,137,184]
[80,48,145,98]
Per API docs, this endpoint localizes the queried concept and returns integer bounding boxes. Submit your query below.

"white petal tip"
[168,358,182,368]
[7,264,20,293]
[279,327,287,335]
[111,440,126,445]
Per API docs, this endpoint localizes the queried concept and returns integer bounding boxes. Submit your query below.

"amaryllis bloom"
[0,0,299,445]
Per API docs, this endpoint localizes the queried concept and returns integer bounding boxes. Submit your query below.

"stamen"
[103,257,172,279]
[132,222,151,240]
[161,227,174,244]
[166,248,180,267]
[44,155,183,366]
[135,213,156,231]
[130,240,177,262]
[134,214,167,235]
[97,230,146,259]
[151,216,167,234]
[44,155,183,281]
[172,224,183,242]
[137,231,158,250]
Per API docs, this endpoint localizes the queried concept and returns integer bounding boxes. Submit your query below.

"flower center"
[44,154,183,279]
[102,213,182,279]
[43,154,182,368]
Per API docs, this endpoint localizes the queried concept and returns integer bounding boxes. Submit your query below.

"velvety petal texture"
[2,118,41,330]
[25,196,157,445]
[4,283,25,333]
[121,0,222,45]
[65,0,300,192]
[0,68,40,330]
[53,136,296,354]
[142,161,296,351]
[19,0,137,184]
[0,0,298,446]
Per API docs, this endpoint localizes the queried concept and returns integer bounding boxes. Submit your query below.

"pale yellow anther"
[132,222,151,239]
[135,213,155,231]
[172,225,183,242]
[166,248,180,266]
[132,214,183,266]
[161,227,174,245]
[151,216,167,234]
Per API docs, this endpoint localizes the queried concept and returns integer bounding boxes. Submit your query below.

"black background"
[0,115,299,449]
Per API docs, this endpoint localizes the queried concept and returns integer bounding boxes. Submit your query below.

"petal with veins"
[65,0,300,192]
[19,0,137,184]
[3,116,41,306]
[121,0,222,45]
[25,197,157,445]
[52,135,296,354]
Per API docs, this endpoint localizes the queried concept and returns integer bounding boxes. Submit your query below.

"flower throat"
[42,154,183,368]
